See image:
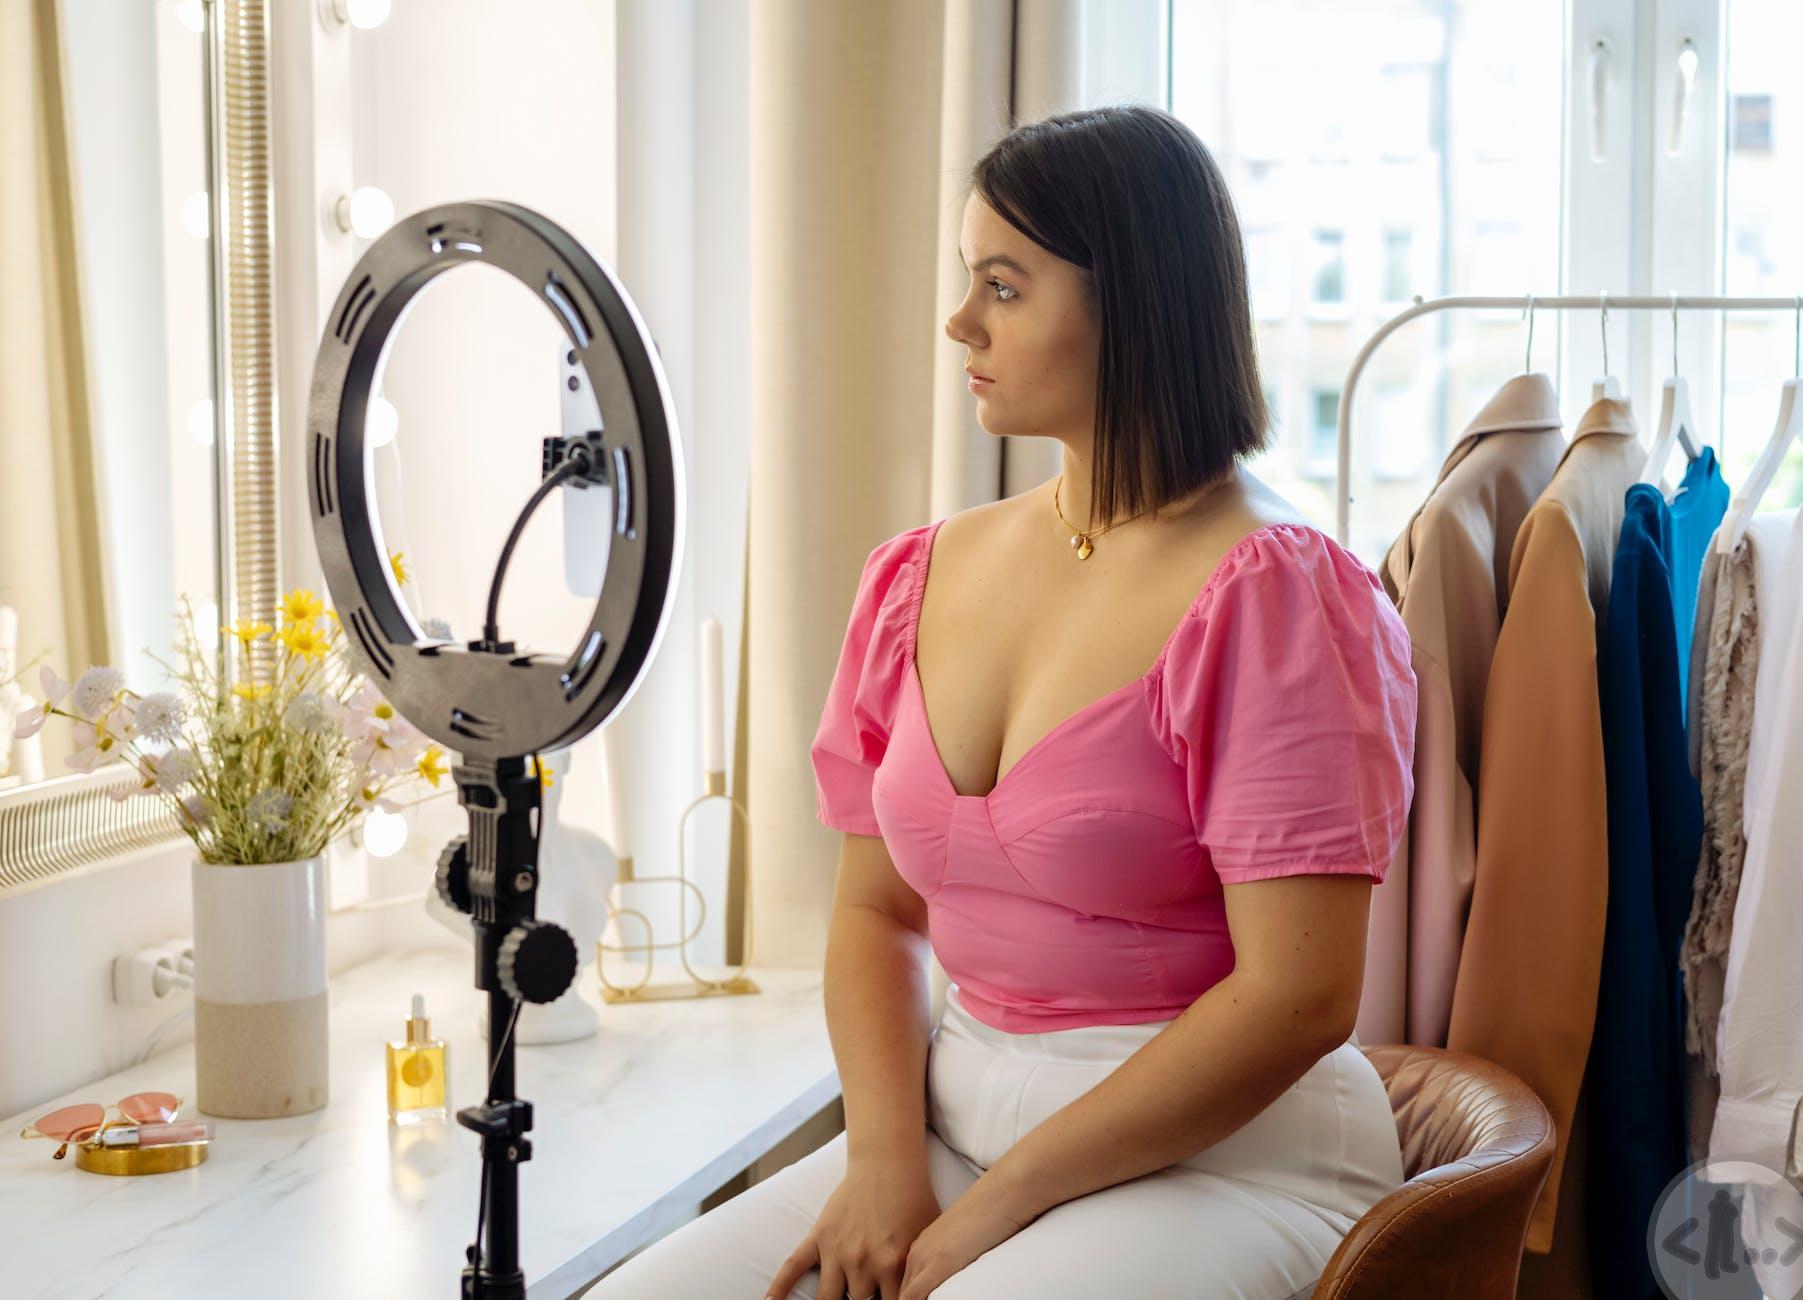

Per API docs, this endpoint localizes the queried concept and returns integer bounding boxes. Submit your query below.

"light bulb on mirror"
[180,191,209,240]
[334,186,395,240]
[318,0,391,29]
[187,398,214,447]
[362,808,408,858]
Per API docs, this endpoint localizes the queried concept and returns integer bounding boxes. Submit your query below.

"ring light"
[309,199,684,761]
[308,200,685,1298]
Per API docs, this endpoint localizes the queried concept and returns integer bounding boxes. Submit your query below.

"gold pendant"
[1070,533,1093,560]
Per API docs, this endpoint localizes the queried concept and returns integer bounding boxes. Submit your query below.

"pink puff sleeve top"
[811,519,1417,1032]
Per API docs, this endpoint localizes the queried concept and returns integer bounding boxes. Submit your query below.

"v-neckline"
[905,516,1293,803]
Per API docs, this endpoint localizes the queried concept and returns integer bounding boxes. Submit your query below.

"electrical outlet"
[112,940,190,1007]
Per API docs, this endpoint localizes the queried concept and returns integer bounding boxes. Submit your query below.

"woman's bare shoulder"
[929,491,1032,567]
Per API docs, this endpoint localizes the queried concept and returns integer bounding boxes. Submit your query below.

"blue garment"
[1664,447,1729,717]
[1586,484,1706,1300]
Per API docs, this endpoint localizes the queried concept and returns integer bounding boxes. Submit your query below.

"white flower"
[70,666,125,720]
[182,792,213,826]
[153,746,201,791]
[423,617,453,640]
[133,692,187,745]
[13,666,69,739]
[64,712,128,773]
[246,787,294,833]
[283,690,338,735]
[342,682,407,744]
[353,780,403,814]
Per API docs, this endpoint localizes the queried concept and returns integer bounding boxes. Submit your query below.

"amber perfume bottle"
[386,993,448,1124]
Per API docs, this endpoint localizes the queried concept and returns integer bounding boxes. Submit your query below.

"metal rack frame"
[1334,292,1803,544]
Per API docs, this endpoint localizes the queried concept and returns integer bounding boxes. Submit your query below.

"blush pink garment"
[810,518,1418,1033]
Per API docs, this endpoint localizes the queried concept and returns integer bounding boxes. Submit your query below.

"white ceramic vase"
[191,853,329,1118]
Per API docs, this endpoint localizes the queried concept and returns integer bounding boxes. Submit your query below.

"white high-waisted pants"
[582,985,1406,1299]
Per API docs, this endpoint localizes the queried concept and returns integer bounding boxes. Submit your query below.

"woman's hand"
[896,1175,1035,1300]
[766,1156,941,1300]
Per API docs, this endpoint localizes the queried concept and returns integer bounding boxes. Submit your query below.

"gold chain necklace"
[1053,474,1150,560]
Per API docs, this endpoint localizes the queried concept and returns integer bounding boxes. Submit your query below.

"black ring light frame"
[309,200,685,1298]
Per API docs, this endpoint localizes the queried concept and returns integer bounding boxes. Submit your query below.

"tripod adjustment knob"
[435,835,472,915]
[497,919,578,1005]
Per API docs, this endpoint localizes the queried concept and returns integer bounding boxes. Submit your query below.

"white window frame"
[1563,0,1726,427]
[1163,0,1734,435]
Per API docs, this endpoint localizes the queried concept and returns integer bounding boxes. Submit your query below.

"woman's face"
[944,192,1099,442]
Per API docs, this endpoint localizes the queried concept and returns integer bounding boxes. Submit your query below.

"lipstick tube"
[97,1119,214,1148]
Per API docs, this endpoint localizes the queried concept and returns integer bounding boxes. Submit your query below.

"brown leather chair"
[1311,1044,1555,1298]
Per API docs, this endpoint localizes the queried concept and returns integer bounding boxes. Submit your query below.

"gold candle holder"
[596,768,759,1003]
[76,1141,209,1175]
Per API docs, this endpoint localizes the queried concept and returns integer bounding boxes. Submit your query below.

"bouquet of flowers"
[10,586,450,865]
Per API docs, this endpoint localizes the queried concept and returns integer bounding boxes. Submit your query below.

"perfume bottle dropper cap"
[407,992,431,1044]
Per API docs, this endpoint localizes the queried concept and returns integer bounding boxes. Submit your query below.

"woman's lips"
[967,375,994,391]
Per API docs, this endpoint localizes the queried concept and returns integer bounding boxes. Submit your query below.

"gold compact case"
[75,1141,209,1176]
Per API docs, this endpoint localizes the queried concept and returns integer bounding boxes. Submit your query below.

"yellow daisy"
[389,551,410,587]
[281,621,331,661]
[279,589,325,626]
[417,745,448,788]
[532,754,554,790]
[225,619,272,647]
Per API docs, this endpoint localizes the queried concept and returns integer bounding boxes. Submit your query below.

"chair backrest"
[1312,1044,1555,1299]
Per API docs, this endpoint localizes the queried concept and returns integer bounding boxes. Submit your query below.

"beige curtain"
[743,0,1083,976]
[0,0,111,779]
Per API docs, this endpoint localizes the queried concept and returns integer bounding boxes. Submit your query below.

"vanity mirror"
[0,0,278,894]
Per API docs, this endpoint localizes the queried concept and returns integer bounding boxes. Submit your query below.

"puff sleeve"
[1149,524,1417,885]
[809,526,927,835]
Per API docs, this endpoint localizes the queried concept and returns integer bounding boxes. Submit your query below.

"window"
[1306,388,1339,476]
[1171,0,1563,561]
[1377,65,1434,162]
[1721,1,1803,500]
[1730,93,1773,155]
[1381,228,1413,304]
[1471,221,1526,293]
[1169,0,1803,559]
[1245,226,1289,319]
[1473,64,1521,161]
[1309,230,1346,307]
[1373,380,1427,479]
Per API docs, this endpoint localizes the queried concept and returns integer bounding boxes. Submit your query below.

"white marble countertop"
[1,948,838,1299]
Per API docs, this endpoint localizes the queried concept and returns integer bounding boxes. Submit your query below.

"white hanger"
[1591,292,1623,401]
[1715,297,1803,555]
[1640,293,1705,491]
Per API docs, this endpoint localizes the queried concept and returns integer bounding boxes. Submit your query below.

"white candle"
[602,724,632,860]
[700,616,723,775]
[0,606,39,783]
[16,731,43,784]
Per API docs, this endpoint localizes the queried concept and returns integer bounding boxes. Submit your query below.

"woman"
[586,104,1416,1300]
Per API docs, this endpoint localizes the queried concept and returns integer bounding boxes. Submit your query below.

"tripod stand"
[436,754,579,1299]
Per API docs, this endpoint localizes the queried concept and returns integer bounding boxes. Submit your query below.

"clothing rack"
[1334,292,1803,544]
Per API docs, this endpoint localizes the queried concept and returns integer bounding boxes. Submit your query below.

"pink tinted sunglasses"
[18,1092,183,1160]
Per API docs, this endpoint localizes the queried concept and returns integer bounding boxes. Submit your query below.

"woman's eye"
[988,278,1016,302]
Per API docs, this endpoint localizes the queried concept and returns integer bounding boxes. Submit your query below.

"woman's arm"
[976,872,1374,1222]
[824,831,937,1169]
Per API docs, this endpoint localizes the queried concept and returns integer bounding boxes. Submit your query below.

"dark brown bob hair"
[968,104,1271,527]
